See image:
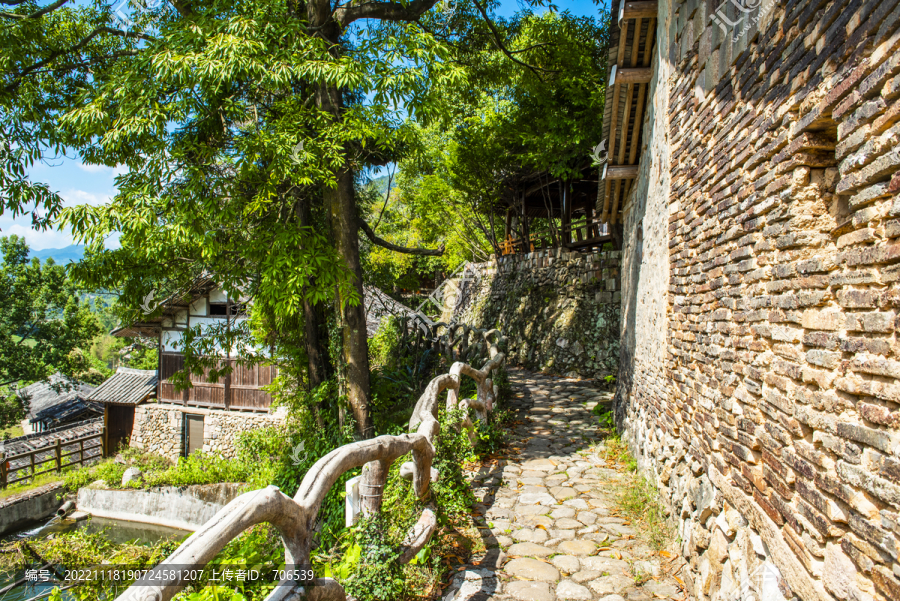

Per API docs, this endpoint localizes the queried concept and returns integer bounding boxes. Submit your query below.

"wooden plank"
[607,165,641,179]
[618,84,634,166]
[612,68,652,84]
[629,83,648,165]
[622,0,658,21]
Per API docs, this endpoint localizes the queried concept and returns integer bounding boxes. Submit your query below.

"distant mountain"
[29,245,85,264]
[369,173,396,196]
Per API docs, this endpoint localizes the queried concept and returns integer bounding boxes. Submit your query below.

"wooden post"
[1,452,7,489]
[30,449,36,477]
[101,426,108,458]
[359,460,388,515]
[79,438,85,466]
[55,439,62,472]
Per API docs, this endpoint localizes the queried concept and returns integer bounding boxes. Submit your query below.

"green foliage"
[0,235,102,428]
[339,513,409,601]
[473,408,511,456]
[0,525,182,600]
[173,525,283,601]
[593,404,615,430]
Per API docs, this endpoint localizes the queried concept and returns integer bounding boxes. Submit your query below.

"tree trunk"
[308,14,372,435]
[324,168,374,438]
[298,198,330,392]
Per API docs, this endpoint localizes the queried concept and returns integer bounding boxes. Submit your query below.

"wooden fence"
[0,429,105,489]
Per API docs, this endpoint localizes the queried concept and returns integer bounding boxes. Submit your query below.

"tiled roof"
[17,373,96,420]
[85,367,158,406]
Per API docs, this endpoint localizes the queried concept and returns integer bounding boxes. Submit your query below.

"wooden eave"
[596,0,657,226]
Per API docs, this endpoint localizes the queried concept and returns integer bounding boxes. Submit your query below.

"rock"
[443,568,499,601]
[556,338,570,348]
[551,507,577,519]
[581,556,630,573]
[824,543,856,600]
[550,487,578,500]
[554,518,583,530]
[69,511,90,522]
[521,459,557,471]
[551,555,581,574]
[577,511,598,525]
[121,467,143,487]
[518,493,558,506]
[87,480,108,490]
[570,342,584,356]
[114,454,126,465]
[642,581,680,598]
[588,575,633,595]
[506,581,555,601]
[504,558,560,582]
[571,570,601,583]
[557,540,597,556]
[556,580,592,600]
[563,499,590,510]
[513,528,550,544]
[507,542,555,557]
[597,596,626,601]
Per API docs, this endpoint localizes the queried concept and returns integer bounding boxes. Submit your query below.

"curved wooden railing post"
[114,328,507,601]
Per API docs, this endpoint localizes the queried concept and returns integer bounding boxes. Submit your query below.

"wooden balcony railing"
[500,219,612,255]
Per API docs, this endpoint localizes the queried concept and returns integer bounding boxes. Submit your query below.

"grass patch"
[2,424,24,439]
[0,470,65,500]
[597,434,673,553]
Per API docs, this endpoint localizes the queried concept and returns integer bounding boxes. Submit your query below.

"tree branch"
[4,26,153,93]
[0,0,70,20]
[358,218,443,256]
[335,0,440,27]
[470,0,556,80]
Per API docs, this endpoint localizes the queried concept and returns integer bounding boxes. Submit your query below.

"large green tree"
[0,236,101,428]
[1,0,464,437]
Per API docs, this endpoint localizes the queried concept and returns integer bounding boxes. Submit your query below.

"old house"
[112,279,284,460]
[17,374,99,434]
[85,367,158,454]
[602,0,900,600]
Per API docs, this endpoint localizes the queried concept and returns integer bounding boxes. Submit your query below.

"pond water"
[1,516,190,601]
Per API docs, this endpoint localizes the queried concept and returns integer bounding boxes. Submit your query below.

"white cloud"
[76,162,128,177]
[60,189,112,207]
[4,223,74,250]
[0,188,120,251]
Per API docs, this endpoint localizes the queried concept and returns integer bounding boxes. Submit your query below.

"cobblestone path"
[443,368,689,601]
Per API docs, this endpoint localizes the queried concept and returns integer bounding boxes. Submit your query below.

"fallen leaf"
[673,576,684,586]
[659,550,674,558]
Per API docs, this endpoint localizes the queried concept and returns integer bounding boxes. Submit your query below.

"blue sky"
[10,0,607,250]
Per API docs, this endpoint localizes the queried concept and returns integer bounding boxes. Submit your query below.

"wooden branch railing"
[0,430,105,489]
[115,328,507,601]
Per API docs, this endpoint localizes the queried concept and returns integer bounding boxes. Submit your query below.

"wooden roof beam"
[619,1,658,23]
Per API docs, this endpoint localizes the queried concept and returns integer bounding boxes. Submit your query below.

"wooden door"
[107,405,135,455]
[184,414,205,457]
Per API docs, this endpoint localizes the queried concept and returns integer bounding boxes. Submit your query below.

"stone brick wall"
[449,248,621,380]
[131,403,286,461]
[617,1,900,601]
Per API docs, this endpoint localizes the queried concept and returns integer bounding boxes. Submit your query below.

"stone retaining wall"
[448,248,621,381]
[616,1,900,601]
[0,482,64,535]
[130,403,286,461]
[76,483,243,531]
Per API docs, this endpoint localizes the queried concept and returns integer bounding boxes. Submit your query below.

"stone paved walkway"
[442,368,689,601]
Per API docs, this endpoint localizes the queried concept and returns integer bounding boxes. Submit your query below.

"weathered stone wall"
[131,403,285,461]
[450,248,621,380]
[618,1,900,601]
